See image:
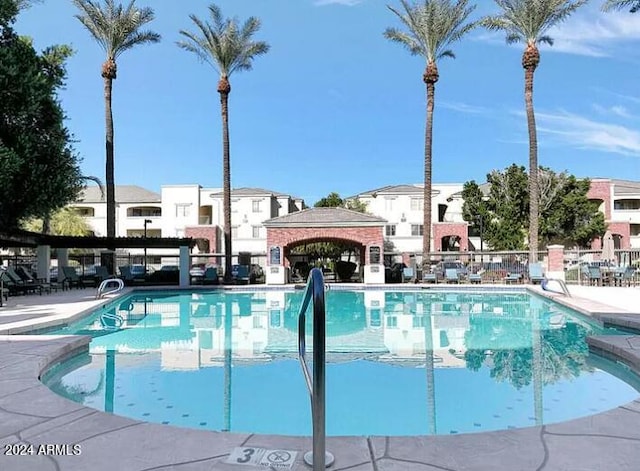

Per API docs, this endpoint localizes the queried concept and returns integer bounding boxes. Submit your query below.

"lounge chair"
[5,266,43,294]
[15,266,53,294]
[528,263,545,284]
[202,267,219,285]
[504,273,522,284]
[402,267,415,282]
[444,268,459,284]
[95,265,114,284]
[0,271,31,296]
[61,266,94,289]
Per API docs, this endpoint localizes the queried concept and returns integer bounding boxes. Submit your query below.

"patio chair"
[202,267,219,285]
[444,268,459,284]
[614,266,636,287]
[95,266,114,284]
[403,267,415,282]
[468,273,482,284]
[235,265,250,284]
[528,263,545,284]
[586,266,602,286]
[422,272,437,284]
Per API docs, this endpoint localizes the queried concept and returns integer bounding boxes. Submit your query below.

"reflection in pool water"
[42,290,639,436]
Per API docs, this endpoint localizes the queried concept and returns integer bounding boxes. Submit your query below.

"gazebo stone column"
[57,248,69,286]
[36,245,51,282]
[546,245,565,281]
[179,245,190,287]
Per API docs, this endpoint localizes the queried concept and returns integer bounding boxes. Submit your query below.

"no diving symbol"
[267,450,291,464]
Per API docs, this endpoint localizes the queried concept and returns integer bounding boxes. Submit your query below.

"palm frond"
[384,0,477,63]
[177,3,270,78]
[72,0,160,60]
[602,0,640,12]
[481,0,588,46]
[82,175,105,200]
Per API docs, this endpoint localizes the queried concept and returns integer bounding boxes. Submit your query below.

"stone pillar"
[266,245,286,285]
[546,245,565,281]
[36,245,51,282]
[179,245,190,287]
[57,248,69,285]
[364,244,384,284]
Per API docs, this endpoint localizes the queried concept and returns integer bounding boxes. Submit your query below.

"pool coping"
[2,285,640,470]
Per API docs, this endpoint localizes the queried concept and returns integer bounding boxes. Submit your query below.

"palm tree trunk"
[423,82,435,259]
[525,66,539,263]
[220,87,233,283]
[104,76,115,239]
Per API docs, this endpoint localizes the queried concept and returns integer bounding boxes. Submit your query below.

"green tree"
[23,207,93,236]
[481,0,587,262]
[72,0,160,244]
[0,0,84,229]
[603,0,640,12]
[463,165,606,250]
[178,3,269,283]
[385,0,477,263]
[314,192,344,208]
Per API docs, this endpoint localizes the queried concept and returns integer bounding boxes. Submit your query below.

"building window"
[411,224,424,236]
[384,197,394,211]
[128,206,161,217]
[252,226,261,238]
[410,198,423,211]
[175,204,190,217]
[385,225,396,237]
[386,316,397,328]
[252,200,261,213]
[231,226,239,239]
[231,198,239,213]
[72,207,95,217]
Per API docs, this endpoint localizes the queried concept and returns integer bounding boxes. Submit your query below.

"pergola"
[0,229,195,286]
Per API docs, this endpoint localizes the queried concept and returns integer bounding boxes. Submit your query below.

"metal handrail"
[96,278,125,299]
[298,268,334,469]
[542,278,571,297]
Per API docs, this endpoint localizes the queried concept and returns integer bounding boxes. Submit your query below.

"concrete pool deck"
[1,284,640,470]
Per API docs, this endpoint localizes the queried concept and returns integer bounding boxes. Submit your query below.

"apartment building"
[71,185,304,259]
[588,179,640,249]
[67,178,640,260]
[348,183,467,253]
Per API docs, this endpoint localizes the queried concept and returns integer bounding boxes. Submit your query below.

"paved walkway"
[1,285,640,470]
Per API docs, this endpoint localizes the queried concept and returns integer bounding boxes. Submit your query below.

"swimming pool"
[42,289,639,436]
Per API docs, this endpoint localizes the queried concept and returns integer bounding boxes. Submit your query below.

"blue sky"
[16,0,640,205]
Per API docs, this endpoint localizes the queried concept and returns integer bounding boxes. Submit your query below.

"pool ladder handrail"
[542,277,571,297]
[95,277,125,299]
[297,268,334,469]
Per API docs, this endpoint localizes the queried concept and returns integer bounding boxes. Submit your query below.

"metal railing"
[297,268,334,470]
[542,278,571,297]
[95,278,125,299]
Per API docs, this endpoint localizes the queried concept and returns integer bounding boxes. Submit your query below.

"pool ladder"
[298,268,334,469]
[95,277,125,299]
[542,278,571,297]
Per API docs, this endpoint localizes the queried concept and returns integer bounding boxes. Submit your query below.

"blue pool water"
[42,289,639,436]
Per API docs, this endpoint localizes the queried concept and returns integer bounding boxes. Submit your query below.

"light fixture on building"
[400,213,406,222]
[242,214,248,223]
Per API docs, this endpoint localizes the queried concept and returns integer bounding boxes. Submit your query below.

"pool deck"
[1,284,640,470]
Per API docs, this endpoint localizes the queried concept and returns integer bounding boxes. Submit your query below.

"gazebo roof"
[263,207,387,228]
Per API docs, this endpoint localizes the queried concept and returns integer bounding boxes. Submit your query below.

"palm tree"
[481,0,587,263]
[72,0,160,268]
[177,4,269,283]
[603,0,640,12]
[384,0,476,263]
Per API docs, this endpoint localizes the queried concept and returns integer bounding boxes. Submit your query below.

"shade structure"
[601,230,616,263]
